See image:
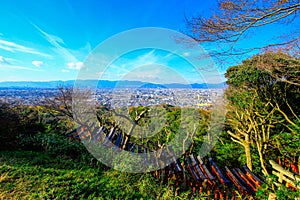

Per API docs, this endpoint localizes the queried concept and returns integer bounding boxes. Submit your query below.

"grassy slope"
[0,151,194,200]
[0,151,105,199]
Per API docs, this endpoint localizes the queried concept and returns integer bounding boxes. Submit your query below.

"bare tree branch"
[184,0,300,70]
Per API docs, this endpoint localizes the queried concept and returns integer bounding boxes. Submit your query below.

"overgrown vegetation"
[0,51,299,199]
[0,97,221,199]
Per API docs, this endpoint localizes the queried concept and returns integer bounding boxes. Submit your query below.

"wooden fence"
[269,160,300,190]
[67,125,265,199]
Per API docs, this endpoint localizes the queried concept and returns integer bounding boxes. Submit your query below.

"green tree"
[225,51,300,174]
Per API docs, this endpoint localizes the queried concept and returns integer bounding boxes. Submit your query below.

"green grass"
[0,151,194,200]
[0,151,105,199]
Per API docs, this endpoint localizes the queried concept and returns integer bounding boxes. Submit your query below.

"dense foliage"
[224,51,300,198]
[224,51,300,174]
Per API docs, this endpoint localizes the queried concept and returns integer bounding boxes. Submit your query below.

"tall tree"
[225,52,300,174]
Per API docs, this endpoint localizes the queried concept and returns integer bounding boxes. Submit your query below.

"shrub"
[0,102,22,150]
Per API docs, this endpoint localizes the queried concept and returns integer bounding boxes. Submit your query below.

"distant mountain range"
[0,80,226,89]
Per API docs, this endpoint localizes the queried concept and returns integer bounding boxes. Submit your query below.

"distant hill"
[0,80,226,89]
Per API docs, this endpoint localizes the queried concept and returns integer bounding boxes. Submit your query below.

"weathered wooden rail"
[67,125,265,199]
[269,160,300,190]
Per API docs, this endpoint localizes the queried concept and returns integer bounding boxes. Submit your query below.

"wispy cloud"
[130,50,158,66]
[0,64,43,71]
[67,61,83,70]
[109,50,169,73]
[32,60,43,67]
[0,55,43,72]
[105,50,172,76]
[0,56,10,65]
[0,39,50,57]
[32,24,88,74]
[122,64,188,84]
[98,50,186,83]
[182,52,190,56]
[0,45,13,52]
[33,24,77,62]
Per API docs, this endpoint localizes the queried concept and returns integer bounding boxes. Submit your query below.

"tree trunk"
[244,141,253,171]
[257,141,269,175]
[128,123,136,136]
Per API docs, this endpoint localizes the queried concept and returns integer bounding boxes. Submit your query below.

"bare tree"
[46,86,73,118]
[185,0,300,60]
[46,86,98,130]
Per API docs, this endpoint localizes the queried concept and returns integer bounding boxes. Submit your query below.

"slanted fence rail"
[67,125,265,199]
[269,160,300,190]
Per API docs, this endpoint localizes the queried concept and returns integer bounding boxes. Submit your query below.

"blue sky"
[0,0,298,83]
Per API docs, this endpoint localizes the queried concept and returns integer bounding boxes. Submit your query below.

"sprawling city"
[0,87,223,109]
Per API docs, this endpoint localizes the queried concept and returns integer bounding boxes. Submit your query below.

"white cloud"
[96,72,104,76]
[109,64,130,73]
[0,64,43,71]
[0,56,10,64]
[61,69,70,73]
[0,39,50,57]
[97,50,176,82]
[126,50,173,68]
[67,62,83,70]
[121,64,187,84]
[33,24,77,62]
[32,60,43,67]
[182,52,190,56]
[130,50,158,66]
[0,56,43,72]
[0,45,12,52]
[111,50,162,73]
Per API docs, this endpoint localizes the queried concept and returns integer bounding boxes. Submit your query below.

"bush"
[0,102,22,150]
[17,132,92,160]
